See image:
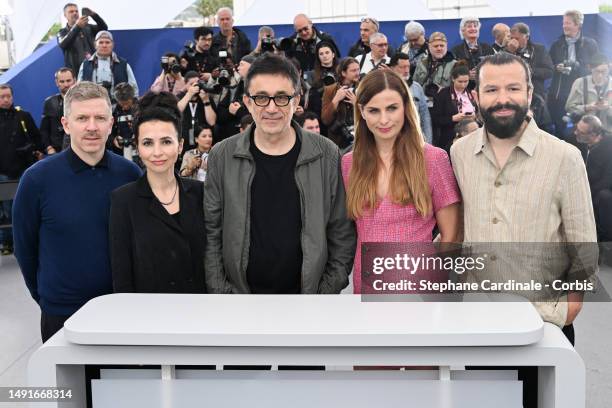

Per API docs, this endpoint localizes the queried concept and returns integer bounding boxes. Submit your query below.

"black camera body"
[560,60,574,75]
[424,82,440,98]
[322,72,336,86]
[182,40,196,59]
[161,56,181,75]
[197,81,222,94]
[261,37,276,53]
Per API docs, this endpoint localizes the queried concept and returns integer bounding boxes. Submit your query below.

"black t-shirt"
[247,133,303,294]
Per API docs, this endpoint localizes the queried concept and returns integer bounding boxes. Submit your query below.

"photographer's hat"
[95,30,114,42]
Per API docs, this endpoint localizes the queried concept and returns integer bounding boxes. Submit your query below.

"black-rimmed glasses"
[247,93,297,107]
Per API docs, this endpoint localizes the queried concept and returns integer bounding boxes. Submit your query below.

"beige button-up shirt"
[450,119,598,327]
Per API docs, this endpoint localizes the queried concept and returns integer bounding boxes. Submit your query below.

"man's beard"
[480,102,529,139]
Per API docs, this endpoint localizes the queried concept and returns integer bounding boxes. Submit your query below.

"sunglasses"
[361,17,380,30]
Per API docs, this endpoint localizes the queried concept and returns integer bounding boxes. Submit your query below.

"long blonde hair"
[346,69,432,219]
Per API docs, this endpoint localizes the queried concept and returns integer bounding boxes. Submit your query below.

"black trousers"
[40,312,70,343]
[595,189,612,242]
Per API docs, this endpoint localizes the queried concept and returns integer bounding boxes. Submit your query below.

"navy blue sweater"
[13,149,141,316]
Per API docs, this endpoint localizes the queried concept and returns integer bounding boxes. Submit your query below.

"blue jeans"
[0,174,13,246]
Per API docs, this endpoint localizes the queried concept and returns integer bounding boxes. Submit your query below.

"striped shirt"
[450,119,598,326]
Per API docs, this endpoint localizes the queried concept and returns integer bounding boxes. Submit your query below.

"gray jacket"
[203,123,356,294]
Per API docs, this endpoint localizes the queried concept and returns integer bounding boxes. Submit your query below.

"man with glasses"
[355,32,391,75]
[204,53,355,294]
[285,13,341,72]
[182,26,218,81]
[566,53,611,131]
[569,115,612,242]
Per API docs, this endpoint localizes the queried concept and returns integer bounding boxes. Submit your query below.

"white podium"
[28,294,584,408]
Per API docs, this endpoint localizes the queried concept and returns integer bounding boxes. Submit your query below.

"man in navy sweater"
[13,81,141,342]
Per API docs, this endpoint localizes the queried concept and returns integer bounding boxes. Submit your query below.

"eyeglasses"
[296,26,311,34]
[372,43,388,47]
[247,93,297,107]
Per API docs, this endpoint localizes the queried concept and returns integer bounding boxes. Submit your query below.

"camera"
[100,81,112,94]
[424,82,440,98]
[197,81,222,94]
[322,72,336,86]
[182,40,196,59]
[560,60,573,75]
[161,56,181,75]
[261,37,276,53]
[329,121,355,145]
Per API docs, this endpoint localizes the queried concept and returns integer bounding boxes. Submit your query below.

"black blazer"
[110,174,206,293]
[432,86,478,152]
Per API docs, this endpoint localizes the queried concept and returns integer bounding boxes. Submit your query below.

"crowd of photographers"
[0,5,610,255]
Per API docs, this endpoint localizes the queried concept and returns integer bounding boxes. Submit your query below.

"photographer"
[150,53,186,95]
[40,67,75,155]
[0,84,43,255]
[355,33,391,75]
[77,30,139,98]
[308,41,339,88]
[431,62,477,152]
[177,71,218,150]
[566,54,611,130]
[413,32,457,108]
[321,57,360,148]
[215,55,254,142]
[506,23,553,98]
[57,4,107,71]
[450,17,494,89]
[348,17,379,58]
[211,7,252,63]
[389,52,433,143]
[110,83,141,166]
[549,10,600,137]
[249,26,277,57]
[285,13,341,72]
[180,127,213,181]
[181,26,218,81]
[399,21,429,76]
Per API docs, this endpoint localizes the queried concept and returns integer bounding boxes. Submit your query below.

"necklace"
[156,181,178,206]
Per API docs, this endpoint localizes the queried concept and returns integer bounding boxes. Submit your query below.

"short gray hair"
[511,22,530,37]
[404,21,425,38]
[369,32,387,45]
[459,16,481,39]
[580,115,603,135]
[216,7,233,18]
[258,26,274,38]
[64,81,111,117]
[564,10,584,27]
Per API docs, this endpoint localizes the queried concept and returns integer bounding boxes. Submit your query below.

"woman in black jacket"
[432,62,478,152]
[110,91,206,294]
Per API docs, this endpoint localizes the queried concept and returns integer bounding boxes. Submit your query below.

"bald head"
[492,23,510,47]
[294,13,314,41]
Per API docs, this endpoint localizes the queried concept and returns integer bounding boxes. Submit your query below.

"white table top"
[63,293,543,347]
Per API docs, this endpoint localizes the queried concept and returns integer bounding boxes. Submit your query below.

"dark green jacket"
[203,122,356,294]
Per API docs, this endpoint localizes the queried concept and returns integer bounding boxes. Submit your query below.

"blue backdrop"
[1,13,610,125]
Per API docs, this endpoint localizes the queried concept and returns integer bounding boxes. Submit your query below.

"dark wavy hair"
[134,91,182,141]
